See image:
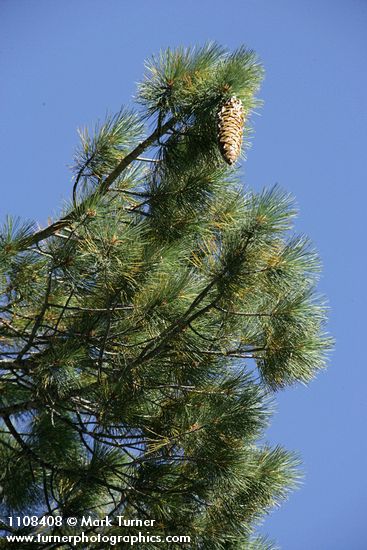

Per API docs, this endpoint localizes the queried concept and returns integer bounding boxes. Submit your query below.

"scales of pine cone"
[217,96,245,165]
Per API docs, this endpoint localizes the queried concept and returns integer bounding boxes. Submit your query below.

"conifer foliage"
[0,44,331,548]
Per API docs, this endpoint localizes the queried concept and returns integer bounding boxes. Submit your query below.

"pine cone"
[217,96,245,165]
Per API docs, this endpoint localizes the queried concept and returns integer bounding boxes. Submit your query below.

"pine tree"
[0,44,331,549]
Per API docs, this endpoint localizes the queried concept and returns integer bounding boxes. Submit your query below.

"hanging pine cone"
[217,96,245,165]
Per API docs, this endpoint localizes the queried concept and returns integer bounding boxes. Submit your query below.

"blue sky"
[1,1,366,548]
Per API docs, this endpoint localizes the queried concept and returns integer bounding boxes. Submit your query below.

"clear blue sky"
[1,1,366,548]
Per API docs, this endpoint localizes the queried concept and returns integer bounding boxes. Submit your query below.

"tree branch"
[0,401,37,417]
[18,118,175,250]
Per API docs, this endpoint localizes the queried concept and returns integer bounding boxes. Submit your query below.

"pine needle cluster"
[0,44,332,549]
